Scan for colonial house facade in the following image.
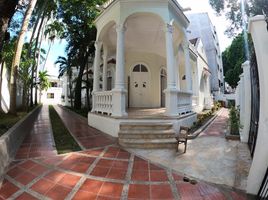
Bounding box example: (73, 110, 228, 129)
(87, 0, 213, 148)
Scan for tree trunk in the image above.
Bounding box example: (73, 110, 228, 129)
(86, 62, 90, 110)
(0, 61, 4, 112)
(30, 12, 45, 106)
(9, 0, 38, 114)
(0, 0, 18, 63)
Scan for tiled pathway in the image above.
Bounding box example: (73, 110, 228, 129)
(199, 108, 229, 137)
(15, 105, 57, 160)
(1, 146, 249, 200)
(0, 106, 252, 199)
(53, 106, 115, 149)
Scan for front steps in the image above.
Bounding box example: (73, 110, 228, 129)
(118, 122, 177, 149)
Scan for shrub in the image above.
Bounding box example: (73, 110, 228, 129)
(229, 106, 240, 135)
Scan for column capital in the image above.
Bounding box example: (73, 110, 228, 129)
(116, 24, 126, 33)
(164, 23, 174, 34)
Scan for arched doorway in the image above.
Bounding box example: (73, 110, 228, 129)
(160, 68, 167, 107)
(130, 64, 150, 107)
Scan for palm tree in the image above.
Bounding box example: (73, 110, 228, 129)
(56, 56, 74, 107)
(9, 0, 38, 114)
(38, 70, 50, 103)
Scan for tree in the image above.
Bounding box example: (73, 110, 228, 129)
(56, 56, 74, 107)
(222, 33, 248, 87)
(0, 0, 18, 62)
(38, 70, 50, 103)
(9, 0, 38, 114)
(209, 0, 268, 36)
(58, 0, 105, 109)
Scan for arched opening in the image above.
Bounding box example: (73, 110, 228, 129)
(129, 63, 150, 108)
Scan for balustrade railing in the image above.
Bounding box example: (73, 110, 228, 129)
(93, 91, 113, 115)
(192, 95, 199, 106)
(177, 91, 192, 115)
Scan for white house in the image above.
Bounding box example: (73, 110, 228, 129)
(87, 0, 213, 148)
(40, 76, 63, 105)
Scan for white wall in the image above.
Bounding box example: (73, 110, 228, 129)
(247, 15, 268, 195)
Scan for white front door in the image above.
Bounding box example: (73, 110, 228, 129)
(130, 64, 150, 108)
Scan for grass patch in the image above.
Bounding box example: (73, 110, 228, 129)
(0, 112, 28, 136)
(65, 106, 88, 118)
(49, 105, 81, 154)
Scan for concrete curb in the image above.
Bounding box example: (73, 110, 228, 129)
(0, 105, 42, 186)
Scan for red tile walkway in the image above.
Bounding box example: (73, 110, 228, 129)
(15, 105, 57, 160)
(199, 108, 229, 137)
(53, 106, 116, 149)
(2, 146, 250, 200)
(1, 106, 254, 199)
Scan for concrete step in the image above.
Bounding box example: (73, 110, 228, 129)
(120, 122, 173, 131)
(118, 129, 176, 139)
(119, 138, 177, 149)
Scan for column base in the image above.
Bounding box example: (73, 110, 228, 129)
(164, 88, 179, 117)
(112, 88, 128, 117)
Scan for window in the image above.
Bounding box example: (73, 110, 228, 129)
(133, 64, 148, 72)
(50, 82, 58, 87)
(47, 93, 54, 99)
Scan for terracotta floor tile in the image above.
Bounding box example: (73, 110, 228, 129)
(46, 184, 72, 200)
(128, 184, 150, 199)
(106, 168, 127, 180)
(90, 167, 110, 177)
(79, 156, 95, 164)
(151, 184, 174, 199)
(198, 183, 219, 196)
(203, 192, 227, 200)
(117, 151, 130, 159)
(19, 160, 37, 170)
(133, 160, 149, 170)
(99, 182, 123, 198)
(96, 159, 114, 168)
(231, 192, 247, 200)
(72, 190, 97, 200)
(172, 173, 183, 181)
(30, 178, 55, 195)
(15, 192, 38, 200)
(131, 170, 149, 181)
(0, 180, 19, 199)
(150, 171, 169, 182)
(71, 163, 91, 173)
(15, 171, 37, 185)
(112, 160, 129, 169)
(150, 163, 164, 171)
(7, 166, 25, 178)
(79, 179, 103, 194)
(44, 170, 66, 183)
(82, 149, 104, 156)
(97, 196, 120, 200)
(57, 173, 81, 188)
(30, 164, 49, 175)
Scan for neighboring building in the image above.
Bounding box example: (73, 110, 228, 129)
(87, 0, 213, 149)
(40, 76, 63, 105)
(186, 13, 224, 97)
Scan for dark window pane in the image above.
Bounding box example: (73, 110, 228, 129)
(133, 65, 140, 72)
(141, 65, 148, 72)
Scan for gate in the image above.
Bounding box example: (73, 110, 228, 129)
(258, 167, 268, 199)
(248, 50, 260, 157)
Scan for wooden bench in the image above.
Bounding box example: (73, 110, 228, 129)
(175, 126, 190, 153)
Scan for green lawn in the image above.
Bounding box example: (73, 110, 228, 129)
(49, 105, 81, 154)
(0, 112, 28, 136)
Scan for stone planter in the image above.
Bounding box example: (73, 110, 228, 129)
(225, 125, 240, 140)
(0, 105, 41, 186)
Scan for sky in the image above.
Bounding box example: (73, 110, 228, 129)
(44, 0, 233, 77)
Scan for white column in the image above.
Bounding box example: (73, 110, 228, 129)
(241, 61, 251, 143)
(102, 46, 108, 91)
(239, 74, 245, 130)
(112, 24, 127, 117)
(93, 41, 102, 92)
(183, 40, 192, 92)
(91, 41, 102, 112)
(164, 23, 178, 116)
